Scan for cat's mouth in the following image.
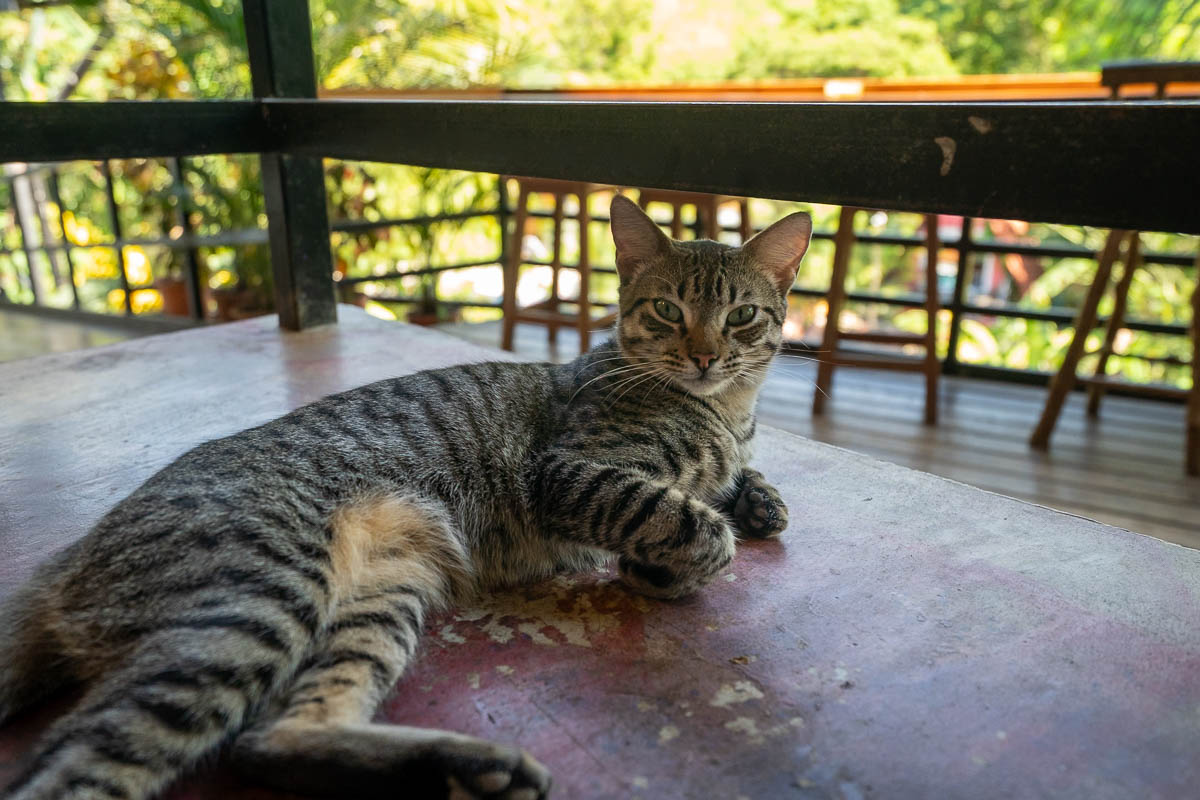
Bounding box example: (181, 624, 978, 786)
(674, 371, 730, 397)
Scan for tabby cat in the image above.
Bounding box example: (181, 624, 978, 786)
(0, 194, 811, 800)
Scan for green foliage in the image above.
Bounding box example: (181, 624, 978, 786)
(902, 0, 1200, 74)
(730, 0, 956, 78)
(312, 0, 534, 89)
(523, 0, 658, 83)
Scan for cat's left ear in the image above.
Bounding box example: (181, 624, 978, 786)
(741, 212, 813, 294)
(610, 194, 671, 285)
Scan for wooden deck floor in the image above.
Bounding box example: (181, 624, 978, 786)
(440, 320, 1200, 549)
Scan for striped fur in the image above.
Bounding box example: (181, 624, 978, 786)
(0, 196, 810, 800)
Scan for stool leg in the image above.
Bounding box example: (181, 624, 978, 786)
(1087, 231, 1140, 417)
(923, 214, 941, 425)
(814, 207, 857, 415)
(1187, 260, 1199, 476)
(1030, 229, 1126, 449)
(702, 197, 719, 240)
(547, 192, 565, 349)
(577, 192, 592, 353)
(501, 185, 530, 351)
(739, 198, 752, 243)
(670, 202, 684, 240)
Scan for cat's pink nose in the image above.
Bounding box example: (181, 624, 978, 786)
(691, 352, 718, 370)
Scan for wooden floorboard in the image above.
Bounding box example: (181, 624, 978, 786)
(441, 320, 1199, 550)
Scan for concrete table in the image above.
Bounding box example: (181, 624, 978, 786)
(1, 307, 1197, 799)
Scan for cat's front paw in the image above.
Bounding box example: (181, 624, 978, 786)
(733, 471, 788, 539)
(618, 500, 735, 599)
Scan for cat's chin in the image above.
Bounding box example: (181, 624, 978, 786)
(673, 375, 729, 397)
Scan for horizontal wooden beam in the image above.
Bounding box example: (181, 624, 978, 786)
(4, 99, 1199, 234)
(0, 101, 269, 163)
(268, 98, 1200, 234)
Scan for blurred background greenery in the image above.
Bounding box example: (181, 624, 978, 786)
(0, 0, 1196, 385)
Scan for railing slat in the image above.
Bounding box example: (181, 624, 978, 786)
(0, 102, 267, 163)
(269, 98, 1200, 235)
(6, 98, 1198, 234)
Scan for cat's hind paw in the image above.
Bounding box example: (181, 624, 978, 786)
(434, 737, 552, 800)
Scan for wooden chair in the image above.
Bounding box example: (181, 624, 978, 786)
(501, 177, 617, 354)
(1030, 61, 1200, 475)
(636, 188, 751, 241)
(813, 207, 942, 424)
(1029, 234, 1199, 474)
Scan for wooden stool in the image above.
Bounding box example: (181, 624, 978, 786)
(813, 207, 942, 424)
(1030, 232, 1199, 474)
(636, 188, 751, 241)
(501, 177, 618, 354)
(1031, 60, 1200, 474)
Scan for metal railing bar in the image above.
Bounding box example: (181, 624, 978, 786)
(335, 258, 501, 285)
(957, 302, 1188, 336)
(9, 225, 1191, 268)
(789, 286, 926, 308)
(0, 228, 272, 256)
(330, 209, 501, 233)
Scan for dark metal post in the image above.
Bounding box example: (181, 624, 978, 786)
(100, 159, 133, 315)
(169, 157, 205, 320)
(243, 0, 336, 330)
(47, 169, 81, 310)
(942, 215, 975, 375)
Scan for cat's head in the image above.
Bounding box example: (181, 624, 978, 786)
(609, 193, 811, 397)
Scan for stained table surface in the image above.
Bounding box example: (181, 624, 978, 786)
(1, 307, 1197, 800)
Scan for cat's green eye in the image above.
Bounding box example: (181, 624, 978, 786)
(727, 304, 757, 326)
(653, 299, 683, 323)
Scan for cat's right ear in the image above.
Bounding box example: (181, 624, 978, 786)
(610, 194, 670, 285)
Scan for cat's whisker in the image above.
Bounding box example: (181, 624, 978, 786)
(773, 350, 833, 366)
(773, 353, 822, 365)
(610, 369, 668, 407)
(599, 366, 659, 403)
(570, 361, 651, 403)
(572, 355, 632, 377)
(572, 366, 647, 400)
(638, 370, 676, 407)
(602, 361, 668, 404)
(761, 360, 831, 400)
